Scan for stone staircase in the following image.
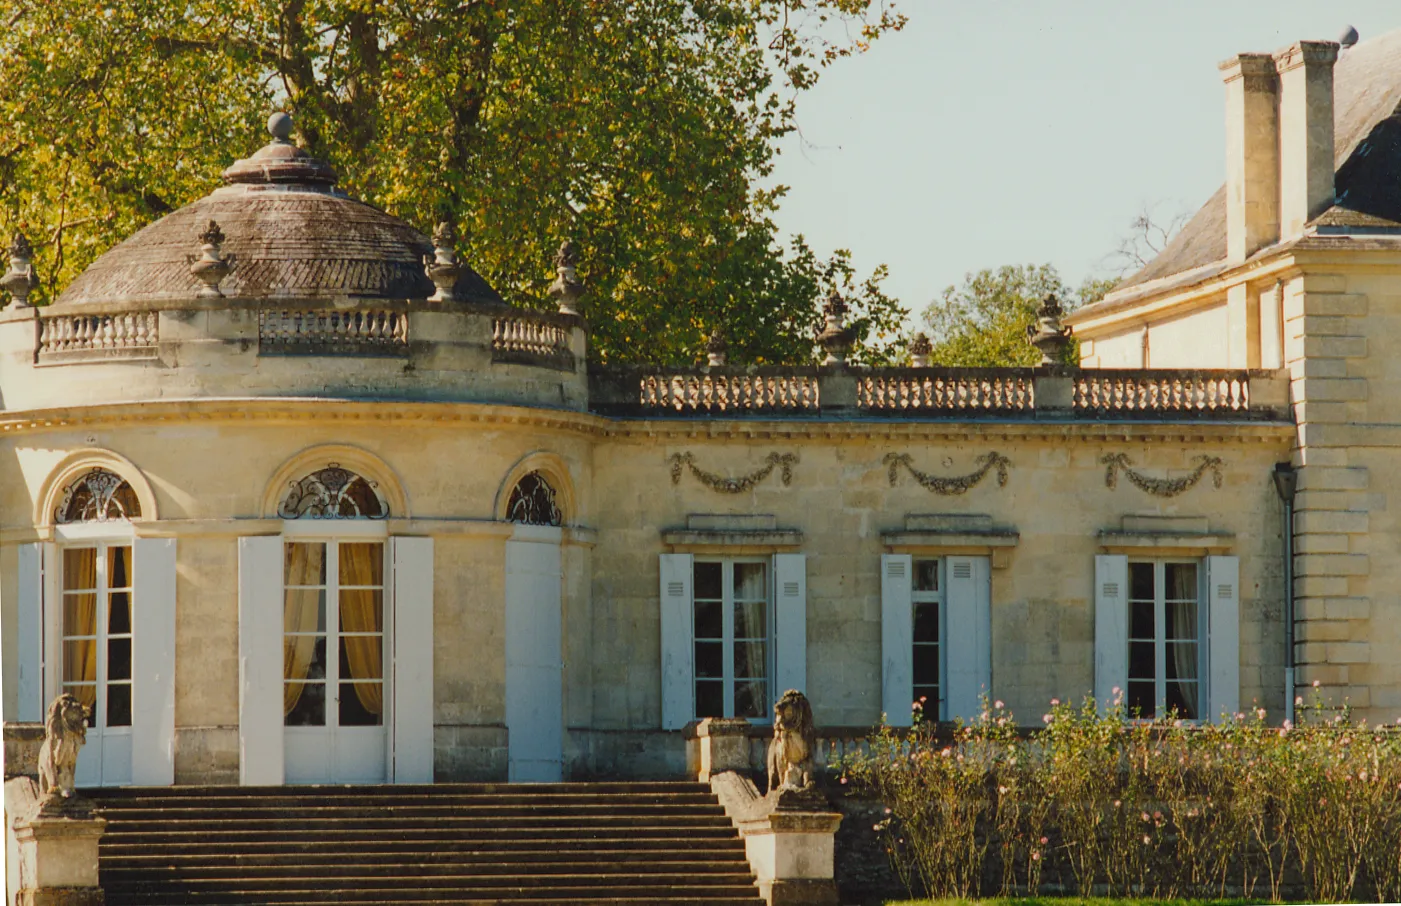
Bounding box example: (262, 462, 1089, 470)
(89, 782, 764, 905)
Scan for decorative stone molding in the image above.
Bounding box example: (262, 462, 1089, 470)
(816, 291, 856, 366)
(1101, 453, 1224, 497)
(883, 451, 1011, 495)
(548, 240, 585, 316)
(189, 220, 234, 298)
(36, 449, 159, 528)
(669, 452, 798, 493)
(3, 231, 38, 308)
(909, 332, 932, 368)
(1026, 293, 1072, 364)
(424, 222, 462, 303)
(261, 444, 409, 519)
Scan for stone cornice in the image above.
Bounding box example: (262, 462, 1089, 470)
(0, 398, 1294, 444)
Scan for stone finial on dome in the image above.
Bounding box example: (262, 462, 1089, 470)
(549, 239, 585, 316)
(222, 112, 338, 187)
(2, 231, 37, 308)
(1027, 293, 1072, 365)
(268, 111, 295, 143)
(909, 332, 933, 368)
(190, 219, 235, 298)
(706, 327, 728, 367)
(423, 221, 462, 304)
(817, 290, 856, 366)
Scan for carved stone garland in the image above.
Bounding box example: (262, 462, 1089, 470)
(883, 452, 1011, 495)
(668, 452, 798, 494)
(1101, 453, 1224, 498)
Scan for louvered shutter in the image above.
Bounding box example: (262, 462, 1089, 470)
(1206, 555, 1240, 722)
(132, 537, 177, 785)
(659, 554, 694, 730)
(945, 556, 991, 721)
(1094, 554, 1129, 714)
(391, 536, 435, 782)
(238, 536, 284, 785)
(880, 554, 914, 727)
(773, 554, 807, 699)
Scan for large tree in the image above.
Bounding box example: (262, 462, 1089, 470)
(920, 264, 1117, 367)
(0, 0, 907, 364)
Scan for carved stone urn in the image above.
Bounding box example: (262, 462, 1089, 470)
(1027, 293, 1073, 365)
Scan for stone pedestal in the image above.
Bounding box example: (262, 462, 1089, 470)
(736, 789, 842, 906)
(690, 718, 752, 781)
(14, 795, 107, 906)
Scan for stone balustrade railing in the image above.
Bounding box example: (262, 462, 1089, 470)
(259, 309, 407, 356)
(1074, 369, 1250, 416)
(591, 366, 1289, 421)
(37, 311, 159, 363)
(491, 312, 575, 371)
(857, 368, 1035, 412)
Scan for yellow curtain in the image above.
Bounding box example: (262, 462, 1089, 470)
(283, 544, 325, 716)
(62, 549, 99, 710)
(338, 543, 384, 715)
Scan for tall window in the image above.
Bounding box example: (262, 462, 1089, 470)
(283, 541, 386, 728)
(912, 558, 943, 717)
(60, 544, 133, 730)
(693, 559, 769, 719)
(1127, 560, 1201, 719)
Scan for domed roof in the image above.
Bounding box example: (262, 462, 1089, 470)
(57, 115, 503, 308)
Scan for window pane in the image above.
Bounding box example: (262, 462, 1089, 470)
(63, 640, 97, 683)
(339, 635, 383, 681)
(339, 589, 383, 635)
(284, 542, 327, 586)
(1166, 600, 1198, 640)
(284, 636, 326, 682)
(695, 680, 723, 718)
(1165, 563, 1198, 600)
(1128, 641, 1155, 681)
(339, 683, 384, 726)
(1167, 681, 1199, 720)
(285, 682, 325, 726)
(107, 638, 132, 682)
(63, 549, 97, 592)
(1129, 599, 1154, 639)
(694, 562, 722, 600)
(733, 562, 766, 600)
(913, 646, 940, 685)
(283, 588, 326, 634)
(63, 594, 98, 638)
(695, 642, 723, 679)
(107, 683, 132, 727)
(108, 545, 132, 589)
(1129, 562, 1154, 601)
(1128, 681, 1155, 718)
(109, 592, 132, 635)
(914, 559, 939, 592)
(734, 601, 766, 640)
(694, 600, 722, 639)
(734, 642, 767, 679)
(1166, 643, 1198, 681)
(339, 543, 384, 587)
(735, 681, 767, 719)
(913, 602, 939, 643)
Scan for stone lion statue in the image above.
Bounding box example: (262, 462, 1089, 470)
(38, 693, 89, 799)
(766, 689, 816, 793)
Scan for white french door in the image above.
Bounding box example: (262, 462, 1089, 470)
(283, 540, 389, 783)
(59, 543, 135, 787)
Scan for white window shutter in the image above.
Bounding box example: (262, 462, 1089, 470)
(391, 537, 435, 783)
(16, 543, 48, 722)
(945, 556, 992, 722)
(773, 554, 807, 701)
(659, 553, 694, 730)
(880, 554, 914, 728)
(132, 538, 177, 785)
(1094, 554, 1130, 713)
(1206, 555, 1241, 722)
(238, 536, 284, 786)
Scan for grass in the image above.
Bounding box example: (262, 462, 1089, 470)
(885, 899, 1270, 906)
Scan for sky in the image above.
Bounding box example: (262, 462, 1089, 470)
(767, 2, 1400, 322)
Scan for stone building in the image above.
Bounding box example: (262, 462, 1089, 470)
(0, 29, 1397, 801)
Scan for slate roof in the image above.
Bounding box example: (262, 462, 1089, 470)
(57, 132, 504, 308)
(1103, 28, 1401, 298)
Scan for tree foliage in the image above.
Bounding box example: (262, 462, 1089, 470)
(920, 264, 1118, 367)
(0, 0, 907, 364)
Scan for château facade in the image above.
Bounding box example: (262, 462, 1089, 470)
(2, 27, 1400, 800)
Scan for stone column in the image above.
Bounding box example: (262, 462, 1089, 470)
(735, 789, 843, 906)
(13, 796, 107, 906)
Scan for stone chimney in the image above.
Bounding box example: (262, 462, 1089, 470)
(1275, 41, 1338, 239)
(1220, 54, 1279, 262)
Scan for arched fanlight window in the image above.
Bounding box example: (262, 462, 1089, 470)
(54, 468, 142, 524)
(278, 464, 387, 519)
(506, 471, 562, 526)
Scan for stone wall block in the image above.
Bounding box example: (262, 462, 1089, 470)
(1296, 377, 1368, 401)
(1294, 553, 1369, 578)
(1302, 335, 1367, 359)
(1295, 510, 1368, 534)
(1293, 489, 1367, 512)
(1301, 291, 1366, 316)
(1294, 576, 1350, 597)
(1297, 466, 1368, 492)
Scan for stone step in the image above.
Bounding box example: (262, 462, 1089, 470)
(99, 804, 728, 821)
(105, 872, 756, 889)
(103, 883, 765, 902)
(100, 837, 745, 857)
(104, 896, 762, 906)
(93, 792, 721, 809)
(102, 858, 750, 877)
(90, 782, 710, 798)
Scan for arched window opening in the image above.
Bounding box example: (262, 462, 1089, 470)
(278, 464, 387, 519)
(507, 471, 562, 526)
(55, 468, 142, 524)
